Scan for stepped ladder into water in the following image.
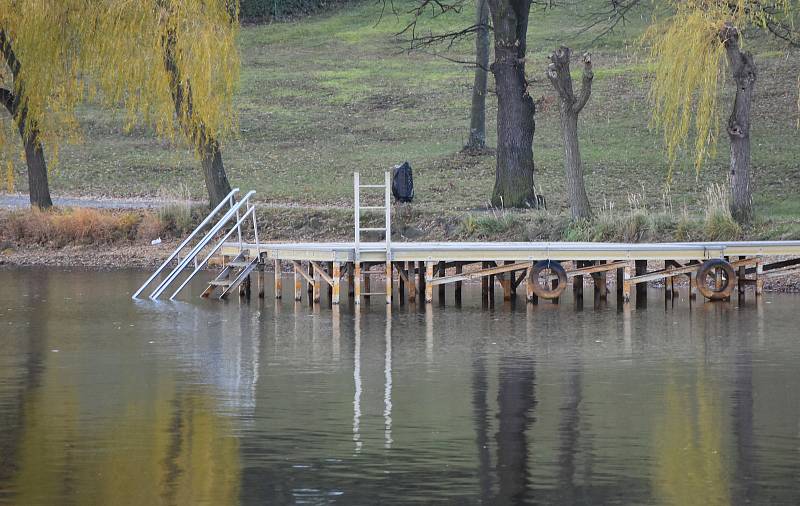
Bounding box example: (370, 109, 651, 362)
(354, 170, 392, 303)
(132, 188, 260, 301)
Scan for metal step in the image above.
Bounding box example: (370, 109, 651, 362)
(219, 259, 260, 299)
(228, 261, 251, 267)
(209, 279, 232, 286)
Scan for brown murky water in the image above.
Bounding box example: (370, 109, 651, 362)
(1, 268, 799, 505)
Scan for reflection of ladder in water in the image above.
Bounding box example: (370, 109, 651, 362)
(354, 170, 391, 304)
(132, 188, 260, 300)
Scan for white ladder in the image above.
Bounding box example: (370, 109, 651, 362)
(354, 171, 392, 304)
(354, 170, 391, 263)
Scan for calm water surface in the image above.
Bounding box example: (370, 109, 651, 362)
(1, 268, 799, 505)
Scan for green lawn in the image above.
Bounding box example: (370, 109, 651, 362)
(5, 0, 800, 238)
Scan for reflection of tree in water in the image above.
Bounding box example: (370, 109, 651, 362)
(472, 353, 537, 505)
(7, 371, 239, 505)
(653, 370, 730, 506)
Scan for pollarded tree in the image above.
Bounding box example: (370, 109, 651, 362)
(646, 0, 796, 224)
(546, 47, 593, 219)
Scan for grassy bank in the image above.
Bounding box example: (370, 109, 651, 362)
(2, 0, 799, 241)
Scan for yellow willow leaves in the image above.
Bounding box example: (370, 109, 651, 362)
(0, 0, 239, 161)
(6, 159, 13, 192)
(644, 0, 792, 175)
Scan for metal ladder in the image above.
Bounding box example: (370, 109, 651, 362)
(132, 188, 260, 300)
(354, 170, 391, 301)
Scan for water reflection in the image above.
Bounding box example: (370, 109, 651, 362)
(1, 270, 800, 505)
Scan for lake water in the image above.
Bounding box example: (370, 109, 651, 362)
(1, 268, 799, 505)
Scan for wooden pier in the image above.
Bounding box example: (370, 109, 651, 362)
(218, 240, 800, 306)
(133, 176, 800, 306)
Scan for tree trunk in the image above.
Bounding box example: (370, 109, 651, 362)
(1, 32, 53, 209)
(723, 24, 756, 224)
(487, 0, 538, 208)
(22, 129, 53, 209)
(546, 47, 593, 219)
(163, 23, 233, 209)
(201, 138, 233, 207)
(465, 0, 490, 151)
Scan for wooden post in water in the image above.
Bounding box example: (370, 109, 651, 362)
(755, 257, 764, 296)
(354, 262, 362, 304)
(398, 263, 406, 303)
(574, 261, 584, 302)
(258, 264, 265, 298)
(455, 263, 463, 304)
(408, 262, 417, 303)
(425, 262, 434, 303)
(307, 263, 314, 296)
(622, 263, 632, 304)
(438, 261, 446, 304)
(417, 261, 426, 301)
(364, 266, 371, 303)
(312, 265, 321, 303)
(594, 260, 607, 301)
(274, 260, 282, 299)
(526, 262, 538, 304)
(348, 263, 355, 298)
(327, 261, 334, 300)
(501, 261, 512, 301)
(481, 262, 489, 301)
(332, 262, 341, 305)
(294, 263, 302, 301)
(738, 255, 746, 300)
(385, 261, 392, 305)
(635, 260, 647, 306)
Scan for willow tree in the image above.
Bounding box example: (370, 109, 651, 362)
(0, 3, 88, 208)
(88, 0, 240, 207)
(1, 1, 239, 209)
(646, 0, 794, 223)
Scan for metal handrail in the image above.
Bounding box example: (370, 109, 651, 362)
(132, 188, 240, 299)
(168, 205, 257, 300)
(149, 191, 256, 299)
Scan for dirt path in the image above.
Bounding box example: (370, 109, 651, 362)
(0, 193, 347, 210)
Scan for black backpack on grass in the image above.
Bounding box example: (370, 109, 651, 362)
(392, 162, 414, 203)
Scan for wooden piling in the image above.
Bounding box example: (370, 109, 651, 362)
(274, 259, 282, 299)
(756, 257, 764, 296)
(348, 263, 355, 298)
(425, 262, 434, 303)
(417, 261, 426, 300)
(438, 261, 446, 303)
(327, 261, 334, 300)
(622, 263, 632, 304)
(481, 262, 489, 301)
(408, 262, 417, 303)
(312, 264, 321, 303)
(354, 262, 362, 304)
(573, 261, 584, 301)
(525, 262, 538, 304)
(385, 261, 392, 305)
(635, 260, 647, 305)
(398, 262, 406, 303)
(294, 263, 302, 301)
(364, 266, 371, 303)
(738, 255, 746, 299)
(332, 262, 341, 305)
(455, 263, 463, 304)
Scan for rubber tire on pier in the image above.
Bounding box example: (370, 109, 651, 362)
(696, 258, 736, 300)
(530, 260, 568, 299)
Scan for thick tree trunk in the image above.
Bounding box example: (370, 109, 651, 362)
(22, 130, 53, 209)
(163, 25, 233, 209)
(1, 32, 53, 209)
(546, 47, 593, 219)
(723, 24, 756, 224)
(465, 0, 490, 151)
(488, 0, 537, 208)
(200, 138, 233, 207)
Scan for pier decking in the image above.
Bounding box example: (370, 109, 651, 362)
(218, 239, 800, 306)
